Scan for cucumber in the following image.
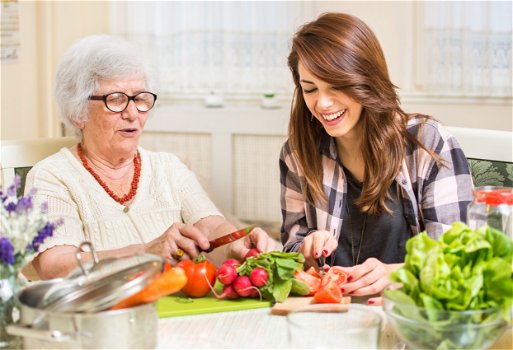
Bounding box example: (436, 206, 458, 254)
(290, 277, 310, 296)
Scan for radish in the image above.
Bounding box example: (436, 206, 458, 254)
(222, 258, 241, 268)
(244, 248, 260, 261)
(249, 267, 268, 287)
(249, 288, 260, 299)
(219, 284, 239, 300)
(216, 263, 237, 285)
(232, 275, 253, 297)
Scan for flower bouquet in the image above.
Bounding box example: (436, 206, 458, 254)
(0, 175, 61, 348)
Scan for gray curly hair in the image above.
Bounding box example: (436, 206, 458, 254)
(54, 34, 153, 135)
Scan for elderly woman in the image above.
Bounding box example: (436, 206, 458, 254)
(24, 34, 275, 280)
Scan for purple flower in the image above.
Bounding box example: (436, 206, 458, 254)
(0, 237, 15, 265)
(5, 201, 16, 213)
(6, 176, 21, 197)
(16, 196, 33, 213)
(30, 222, 56, 252)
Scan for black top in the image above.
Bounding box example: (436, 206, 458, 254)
(332, 166, 413, 267)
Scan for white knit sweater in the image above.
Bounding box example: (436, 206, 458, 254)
(23, 146, 221, 278)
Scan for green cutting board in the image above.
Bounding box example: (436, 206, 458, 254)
(157, 293, 272, 317)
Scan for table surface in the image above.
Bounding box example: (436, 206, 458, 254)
(156, 303, 512, 349)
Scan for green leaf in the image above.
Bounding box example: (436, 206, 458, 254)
(272, 278, 292, 302)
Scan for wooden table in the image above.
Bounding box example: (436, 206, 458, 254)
(156, 305, 512, 349)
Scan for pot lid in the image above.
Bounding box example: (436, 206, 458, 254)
(40, 242, 164, 313)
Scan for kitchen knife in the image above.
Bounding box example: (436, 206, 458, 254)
(316, 256, 327, 275)
(202, 225, 256, 253)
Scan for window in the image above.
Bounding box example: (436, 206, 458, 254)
(110, 1, 317, 100)
(418, 1, 512, 97)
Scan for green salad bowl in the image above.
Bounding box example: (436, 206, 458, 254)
(383, 292, 509, 350)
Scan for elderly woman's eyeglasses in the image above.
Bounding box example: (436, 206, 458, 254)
(88, 92, 157, 113)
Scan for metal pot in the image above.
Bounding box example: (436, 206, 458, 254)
(8, 281, 157, 348)
(7, 242, 164, 349)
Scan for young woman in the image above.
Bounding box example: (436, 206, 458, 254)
(280, 13, 473, 304)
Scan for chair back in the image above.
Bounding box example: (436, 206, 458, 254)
(1, 137, 76, 194)
(447, 127, 513, 187)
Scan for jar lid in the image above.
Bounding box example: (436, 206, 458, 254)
(474, 187, 513, 205)
(40, 242, 164, 313)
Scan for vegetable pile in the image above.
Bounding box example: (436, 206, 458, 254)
(216, 252, 307, 302)
(215, 251, 349, 303)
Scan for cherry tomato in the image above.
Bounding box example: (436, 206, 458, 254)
(177, 255, 216, 298)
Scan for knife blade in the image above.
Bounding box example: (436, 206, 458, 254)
(202, 225, 256, 253)
(316, 256, 327, 275)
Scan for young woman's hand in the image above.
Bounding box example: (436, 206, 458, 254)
(336, 258, 403, 305)
(299, 230, 338, 270)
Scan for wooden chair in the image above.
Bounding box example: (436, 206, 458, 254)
(0, 137, 76, 194)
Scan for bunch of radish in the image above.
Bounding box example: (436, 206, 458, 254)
(214, 251, 269, 300)
(212, 250, 310, 303)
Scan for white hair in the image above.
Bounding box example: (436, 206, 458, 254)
(54, 34, 154, 134)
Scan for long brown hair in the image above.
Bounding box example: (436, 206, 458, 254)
(288, 13, 433, 215)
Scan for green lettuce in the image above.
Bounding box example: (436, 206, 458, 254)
(385, 223, 513, 349)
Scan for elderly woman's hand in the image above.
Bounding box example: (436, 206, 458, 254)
(144, 222, 210, 263)
(229, 227, 277, 261)
(299, 230, 338, 270)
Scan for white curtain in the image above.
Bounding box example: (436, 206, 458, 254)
(420, 1, 512, 96)
(111, 1, 316, 99)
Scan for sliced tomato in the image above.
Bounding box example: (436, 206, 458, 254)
(313, 280, 342, 303)
(305, 266, 323, 279)
(293, 270, 321, 296)
(320, 266, 347, 288)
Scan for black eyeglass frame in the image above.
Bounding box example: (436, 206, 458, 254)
(88, 92, 158, 113)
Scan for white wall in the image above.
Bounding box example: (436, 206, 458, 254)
(1, 1, 109, 141)
(1, 1, 511, 141)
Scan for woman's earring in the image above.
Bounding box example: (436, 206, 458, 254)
(310, 114, 314, 122)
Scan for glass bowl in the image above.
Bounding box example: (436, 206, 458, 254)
(287, 304, 382, 349)
(383, 293, 509, 350)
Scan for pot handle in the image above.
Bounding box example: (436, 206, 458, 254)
(76, 241, 99, 276)
(6, 324, 74, 343)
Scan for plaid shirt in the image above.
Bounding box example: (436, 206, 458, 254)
(280, 117, 474, 253)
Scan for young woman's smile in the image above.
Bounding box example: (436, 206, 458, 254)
(298, 61, 363, 139)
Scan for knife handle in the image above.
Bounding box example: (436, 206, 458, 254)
(316, 255, 325, 268)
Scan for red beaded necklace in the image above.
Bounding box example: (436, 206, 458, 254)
(77, 143, 140, 205)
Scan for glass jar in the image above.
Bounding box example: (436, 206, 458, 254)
(467, 186, 513, 238)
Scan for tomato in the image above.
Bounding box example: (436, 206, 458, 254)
(320, 266, 347, 288)
(293, 270, 321, 296)
(177, 255, 216, 298)
(305, 266, 323, 279)
(112, 265, 188, 310)
(313, 280, 342, 303)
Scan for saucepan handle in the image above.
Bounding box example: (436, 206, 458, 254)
(6, 324, 74, 343)
(76, 241, 99, 276)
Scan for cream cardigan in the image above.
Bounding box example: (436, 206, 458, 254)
(23, 146, 221, 279)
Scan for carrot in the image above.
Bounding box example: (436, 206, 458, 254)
(111, 265, 187, 310)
